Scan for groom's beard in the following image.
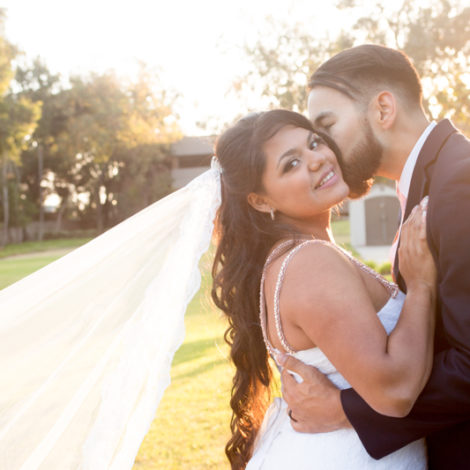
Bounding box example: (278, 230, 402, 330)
(340, 121, 384, 199)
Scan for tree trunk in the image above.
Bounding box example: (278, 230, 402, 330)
(2, 156, 9, 246)
(38, 144, 44, 241)
(55, 193, 68, 233)
(94, 184, 103, 233)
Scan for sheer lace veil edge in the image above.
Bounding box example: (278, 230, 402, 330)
(0, 165, 221, 470)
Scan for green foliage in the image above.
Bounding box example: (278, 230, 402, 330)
(364, 259, 378, 271)
(0, 11, 16, 97)
(0, 22, 41, 244)
(49, 69, 180, 232)
(4, 56, 182, 240)
(378, 261, 392, 275)
(236, 0, 470, 131)
(340, 0, 470, 132)
(233, 18, 354, 112)
(112, 143, 173, 223)
(0, 11, 183, 243)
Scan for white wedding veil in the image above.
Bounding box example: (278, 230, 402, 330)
(0, 162, 221, 469)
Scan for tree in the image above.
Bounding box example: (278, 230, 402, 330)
(110, 65, 179, 223)
(232, 18, 354, 112)
(0, 12, 40, 245)
(340, 0, 470, 131)
(235, 0, 470, 130)
(15, 58, 62, 239)
(54, 68, 180, 232)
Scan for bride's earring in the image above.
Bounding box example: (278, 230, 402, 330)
(270, 208, 275, 221)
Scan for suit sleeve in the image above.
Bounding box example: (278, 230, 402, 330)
(341, 145, 470, 459)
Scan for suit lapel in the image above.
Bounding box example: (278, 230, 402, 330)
(393, 120, 458, 289)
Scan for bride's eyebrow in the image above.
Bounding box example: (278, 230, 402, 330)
(276, 132, 313, 169)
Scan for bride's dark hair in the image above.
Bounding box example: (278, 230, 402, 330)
(211, 109, 333, 469)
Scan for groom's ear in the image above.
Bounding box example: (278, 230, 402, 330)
(247, 192, 272, 214)
(370, 91, 397, 130)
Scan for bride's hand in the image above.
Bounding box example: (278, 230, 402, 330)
(399, 196, 437, 291)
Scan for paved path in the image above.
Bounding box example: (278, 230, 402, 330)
(0, 248, 72, 260)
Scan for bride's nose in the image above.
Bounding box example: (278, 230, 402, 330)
(307, 150, 326, 172)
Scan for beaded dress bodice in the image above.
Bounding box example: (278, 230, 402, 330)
(259, 239, 403, 389)
(246, 240, 425, 470)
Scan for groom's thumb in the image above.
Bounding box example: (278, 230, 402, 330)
(276, 353, 310, 383)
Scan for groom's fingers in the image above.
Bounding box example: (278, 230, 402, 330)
(279, 354, 310, 380)
(279, 354, 334, 398)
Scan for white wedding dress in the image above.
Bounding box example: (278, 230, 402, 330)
(246, 240, 427, 470)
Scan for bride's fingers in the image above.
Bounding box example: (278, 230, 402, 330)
(419, 196, 428, 240)
(403, 203, 425, 241)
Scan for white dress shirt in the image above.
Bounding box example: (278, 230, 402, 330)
(390, 121, 437, 266)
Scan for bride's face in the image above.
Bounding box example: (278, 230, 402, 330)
(249, 125, 349, 227)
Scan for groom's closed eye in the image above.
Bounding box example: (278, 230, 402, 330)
(312, 111, 335, 132)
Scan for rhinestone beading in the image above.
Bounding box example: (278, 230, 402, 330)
(259, 239, 399, 356)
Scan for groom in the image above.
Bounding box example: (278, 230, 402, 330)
(278, 44, 470, 469)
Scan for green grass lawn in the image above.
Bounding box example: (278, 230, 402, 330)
(0, 254, 65, 289)
(0, 237, 91, 259)
(0, 220, 352, 469)
(0, 239, 234, 469)
(132, 253, 233, 469)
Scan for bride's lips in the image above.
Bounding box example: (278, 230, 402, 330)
(314, 168, 339, 190)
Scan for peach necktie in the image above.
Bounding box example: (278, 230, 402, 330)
(389, 188, 407, 278)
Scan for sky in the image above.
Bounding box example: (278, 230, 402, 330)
(2, 0, 442, 135)
(1, 0, 351, 134)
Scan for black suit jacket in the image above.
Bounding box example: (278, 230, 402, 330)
(341, 120, 470, 470)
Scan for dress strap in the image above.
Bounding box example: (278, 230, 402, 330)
(259, 239, 398, 357)
(259, 239, 318, 355)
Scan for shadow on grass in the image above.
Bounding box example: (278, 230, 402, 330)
(172, 357, 229, 381)
(172, 336, 227, 367)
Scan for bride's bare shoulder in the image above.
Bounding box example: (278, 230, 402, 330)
(283, 239, 353, 272)
(271, 240, 361, 312)
(264, 240, 356, 293)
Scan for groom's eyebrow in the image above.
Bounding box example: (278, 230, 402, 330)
(312, 111, 331, 126)
(276, 132, 313, 169)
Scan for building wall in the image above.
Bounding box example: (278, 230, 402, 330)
(170, 136, 214, 189)
(171, 166, 210, 189)
(349, 184, 400, 247)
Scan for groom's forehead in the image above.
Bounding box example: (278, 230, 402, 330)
(308, 87, 357, 121)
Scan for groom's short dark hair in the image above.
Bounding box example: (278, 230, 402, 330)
(309, 44, 423, 109)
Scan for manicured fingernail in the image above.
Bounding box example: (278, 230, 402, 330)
(420, 196, 429, 209)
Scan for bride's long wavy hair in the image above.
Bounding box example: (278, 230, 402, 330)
(211, 110, 326, 469)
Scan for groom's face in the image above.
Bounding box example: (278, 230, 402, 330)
(308, 87, 383, 198)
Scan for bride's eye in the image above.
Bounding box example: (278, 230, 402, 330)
(309, 134, 323, 150)
(282, 158, 300, 173)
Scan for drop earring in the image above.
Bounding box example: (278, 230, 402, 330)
(270, 208, 275, 221)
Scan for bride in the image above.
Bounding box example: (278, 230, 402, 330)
(211, 109, 435, 469)
(0, 108, 434, 470)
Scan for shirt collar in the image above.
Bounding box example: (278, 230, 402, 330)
(397, 121, 437, 199)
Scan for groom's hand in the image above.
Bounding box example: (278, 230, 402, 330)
(277, 353, 351, 433)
